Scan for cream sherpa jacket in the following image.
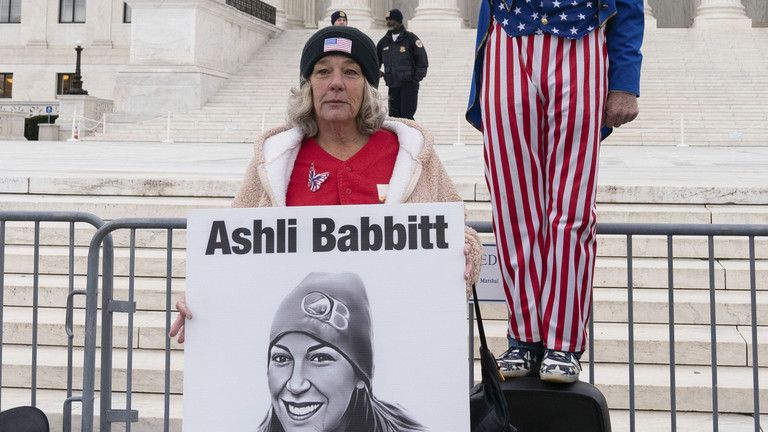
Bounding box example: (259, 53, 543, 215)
(232, 118, 482, 287)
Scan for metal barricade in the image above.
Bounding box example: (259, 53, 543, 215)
(0, 211, 110, 432)
(468, 222, 766, 432)
(84, 218, 186, 432)
(62, 218, 766, 432)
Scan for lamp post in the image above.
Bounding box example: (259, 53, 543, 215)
(66, 40, 89, 95)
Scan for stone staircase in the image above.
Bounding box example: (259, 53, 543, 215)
(88, 27, 768, 147)
(90, 28, 482, 146)
(2, 174, 767, 431)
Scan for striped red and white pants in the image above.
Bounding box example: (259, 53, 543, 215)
(481, 22, 608, 353)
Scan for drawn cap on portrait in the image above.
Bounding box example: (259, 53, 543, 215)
(269, 272, 374, 385)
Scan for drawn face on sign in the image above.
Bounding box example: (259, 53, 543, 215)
(267, 332, 361, 431)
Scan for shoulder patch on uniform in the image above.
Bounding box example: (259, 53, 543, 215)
(415, 39, 424, 48)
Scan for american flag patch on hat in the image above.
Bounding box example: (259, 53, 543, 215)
(324, 37, 352, 53)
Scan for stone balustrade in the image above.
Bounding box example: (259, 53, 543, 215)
(0, 111, 27, 141)
(56, 95, 114, 141)
(0, 101, 60, 117)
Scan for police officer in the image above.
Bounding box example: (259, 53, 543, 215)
(376, 9, 428, 120)
(331, 10, 347, 26)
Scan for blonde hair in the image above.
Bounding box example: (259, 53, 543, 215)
(286, 79, 387, 137)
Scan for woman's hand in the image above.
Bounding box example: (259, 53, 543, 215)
(169, 295, 192, 344)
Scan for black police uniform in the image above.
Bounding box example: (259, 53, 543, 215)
(376, 29, 428, 120)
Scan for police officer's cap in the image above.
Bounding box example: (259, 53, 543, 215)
(385, 8, 403, 23)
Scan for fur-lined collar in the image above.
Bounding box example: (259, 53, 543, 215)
(254, 118, 433, 206)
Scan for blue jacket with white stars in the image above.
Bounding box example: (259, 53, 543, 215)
(465, 0, 644, 140)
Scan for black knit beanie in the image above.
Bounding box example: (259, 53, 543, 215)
(331, 10, 347, 24)
(300, 26, 380, 88)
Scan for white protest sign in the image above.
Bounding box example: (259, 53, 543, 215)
(184, 203, 469, 432)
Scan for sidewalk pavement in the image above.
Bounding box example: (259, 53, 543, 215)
(1, 140, 767, 205)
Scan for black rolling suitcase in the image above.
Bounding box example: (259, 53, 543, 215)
(501, 376, 611, 432)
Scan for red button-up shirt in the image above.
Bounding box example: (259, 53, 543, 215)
(286, 129, 399, 206)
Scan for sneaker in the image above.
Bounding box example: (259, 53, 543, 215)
(539, 349, 581, 384)
(496, 346, 540, 378)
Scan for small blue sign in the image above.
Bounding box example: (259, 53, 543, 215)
(45, 106, 53, 114)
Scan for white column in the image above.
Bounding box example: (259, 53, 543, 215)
(87, 0, 114, 47)
(407, 0, 465, 30)
(370, 0, 390, 28)
(21, 0, 48, 48)
(263, 0, 288, 28)
(304, 0, 317, 28)
(319, 0, 375, 29)
(644, 0, 657, 27)
(692, 0, 752, 28)
(284, 0, 306, 28)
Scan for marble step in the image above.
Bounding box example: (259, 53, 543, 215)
(6, 303, 764, 369)
(1, 387, 763, 432)
(594, 363, 768, 414)
(593, 288, 768, 327)
(0, 194, 231, 219)
(3, 244, 767, 289)
(5, 222, 768, 259)
(474, 321, 766, 367)
(608, 410, 765, 432)
(0, 344, 183, 394)
(0, 387, 182, 432)
(2, 273, 185, 311)
(5, 193, 758, 223)
(472, 362, 768, 414)
(3, 332, 768, 412)
(1, 306, 180, 351)
(13, 193, 767, 225)
(5, 265, 767, 323)
(481, 287, 768, 327)
(596, 235, 768, 260)
(2, 245, 187, 277)
(2, 222, 189, 249)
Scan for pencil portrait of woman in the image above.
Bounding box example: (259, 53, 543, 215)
(257, 272, 425, 432)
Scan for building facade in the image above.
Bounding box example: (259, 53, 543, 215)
(0, 0, 765, 117)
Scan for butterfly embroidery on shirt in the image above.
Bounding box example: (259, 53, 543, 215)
(308, 163, 330, 192)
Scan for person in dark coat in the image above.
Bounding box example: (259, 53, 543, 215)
(376, 9, 428, 120)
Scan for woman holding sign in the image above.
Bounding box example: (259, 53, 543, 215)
(259, 272, 423, 432)
(170, 26, 481, 342)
